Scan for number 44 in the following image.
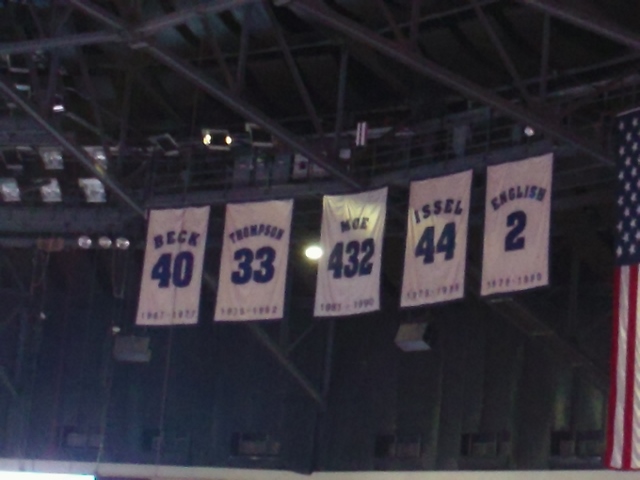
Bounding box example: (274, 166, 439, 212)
(415, 222, 455, 263)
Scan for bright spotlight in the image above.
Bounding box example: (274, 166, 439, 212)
(524, 126, 535, 137)
(115, 237, 130, 250)
(78, 235, 92, 249)
(305, 245, 323, 260)
(225, 135, 233, 145)
(203, 133, 212, 146)
(98, 236, 112, 249)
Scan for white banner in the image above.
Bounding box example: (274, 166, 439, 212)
(214, 199, 293, 321)
(481, 153, 553, 296)
(314, 187, 387, 317)
(401, 170, 472, 307)
(137, 206, 210, 326)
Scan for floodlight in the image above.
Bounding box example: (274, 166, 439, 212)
(202, 129, 232, 151)
(98, 236, 112, 249)
(39, 147, 64, 170)
(305, 245, 323, 260)
(83, 146, 108, 171)
(39, 178, 62, 202)
(115, 237, 130, 250)
(524, 126, 535, 137)
(0, 178, 20, 202)
(78, 235, 92, 249)
(52, 94, 65, 113)
(245, 123, 273, 148)
(78, 178, 106, 203)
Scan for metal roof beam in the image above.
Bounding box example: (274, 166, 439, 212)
(520, 0, 640, 52)
(287, 0, 612, 167)
(0, 1, 260, 56)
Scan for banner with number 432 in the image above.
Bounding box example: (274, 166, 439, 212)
(137, 206, 210, 326)
(314, 187, 387, 317)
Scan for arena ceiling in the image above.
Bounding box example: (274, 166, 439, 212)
(0, 0, 637, 469)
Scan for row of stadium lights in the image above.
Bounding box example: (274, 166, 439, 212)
(77, 235, 130, 250)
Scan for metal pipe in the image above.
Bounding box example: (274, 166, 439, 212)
(289, 0, 612, 166)
(0, 79, 146, 218)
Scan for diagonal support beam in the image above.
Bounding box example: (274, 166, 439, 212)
(288, 0, 612, 166)
(520, 0, 640, 52)
(470, 0, 533, 105)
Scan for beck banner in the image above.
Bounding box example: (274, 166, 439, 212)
(214, 199, 293, 321)
(481, 153, 553, 296)
(401, 170, 472, 307)
(314, 187, 387, 317)
(137, 206, 210, 326)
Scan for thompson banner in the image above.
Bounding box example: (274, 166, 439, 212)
(137, 206, 210, 326)
(481, 153, 553, 296)
(214, 199, 293, 321)
(314, 187, 387, 317)
(401, 170, 472, 307)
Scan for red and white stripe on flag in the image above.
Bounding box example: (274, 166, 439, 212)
(607, 265, 640, 469)
(607, 108, 640, 469)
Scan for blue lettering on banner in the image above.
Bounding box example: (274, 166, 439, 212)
(413, 199, 463, 224)
(339, 217, 369, 232)
(154, 230, 200, 249)
(490, 185, 546, 211)
(229, 224, 286, 243)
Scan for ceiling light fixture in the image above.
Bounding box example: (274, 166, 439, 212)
(78, 178, 106, 203)
(39, 178, 62, 202)
(77, 235, 92, 249)
(39, 147, 64, 170)
(305, 244, 323, 260)
(202, 129, 232, 151)
(115, 237, 130, 250)
(0, 178, 20, 202)
(98, 236, 112, 249)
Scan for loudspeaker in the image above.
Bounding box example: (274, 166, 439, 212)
(394, 322, 435, 352)
(113, 335, 151, 363)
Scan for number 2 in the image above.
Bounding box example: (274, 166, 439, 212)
(505, 210, 526, 251)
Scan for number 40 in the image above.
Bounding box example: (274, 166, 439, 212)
(151, 252, 194, 288)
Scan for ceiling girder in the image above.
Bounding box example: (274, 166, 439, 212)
(287, 0, 612, 167)
(520, 0, 640, 52)
(0, 0, 261, 56)
(67, 1, 363, 190)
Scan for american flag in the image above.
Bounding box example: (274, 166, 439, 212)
(607, 108, 640, 469)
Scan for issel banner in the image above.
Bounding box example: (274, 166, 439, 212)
(401, 170, 472, 307)
(314, 187, 387, 317)
(137, 206, 210, 326)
